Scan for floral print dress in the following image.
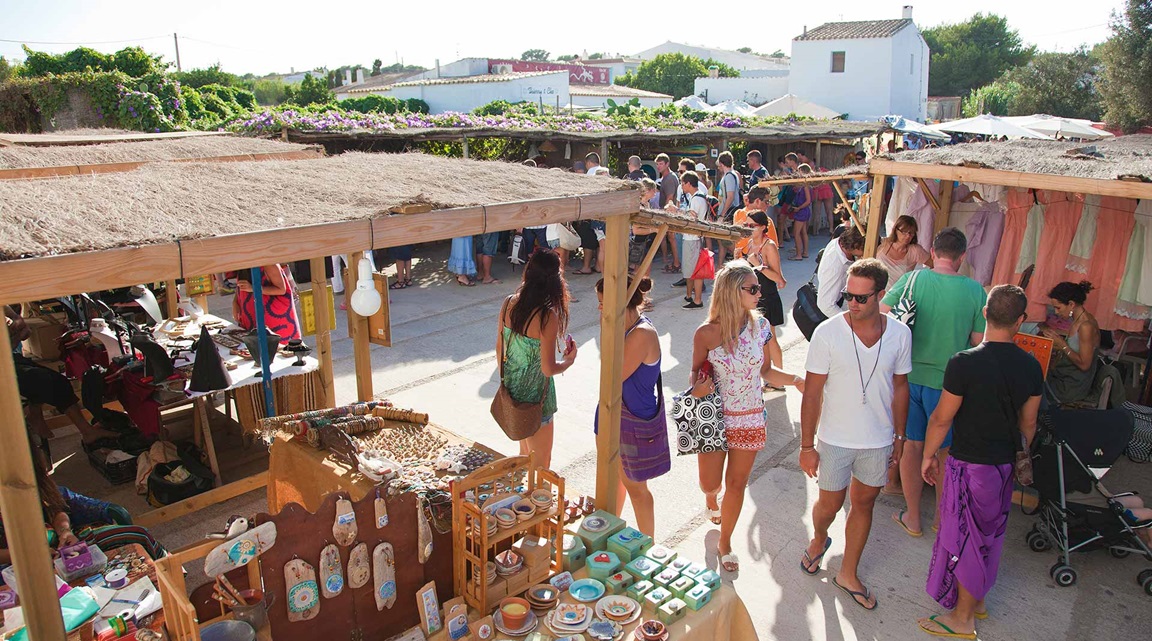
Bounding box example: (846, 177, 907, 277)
(708, 319, 771, 451)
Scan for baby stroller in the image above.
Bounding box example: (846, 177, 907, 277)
(1025, 407, 1152, 595)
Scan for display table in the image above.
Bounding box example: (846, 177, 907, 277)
(266, 424, 503, 513)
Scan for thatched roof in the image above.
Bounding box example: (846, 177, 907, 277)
(0, 136, 315, 169)
(284, 121, 879, 145)
(0, 130, 230, 147)
(0, 152, 632, 260)
(881, 136, 1152, 182)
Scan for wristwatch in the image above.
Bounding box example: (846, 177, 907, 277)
(893, 434, 907, 442)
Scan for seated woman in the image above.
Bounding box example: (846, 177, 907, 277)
(875, 215, 930, 282)
(0, 447, 166, 563)
(1039, 281, 1100, 405)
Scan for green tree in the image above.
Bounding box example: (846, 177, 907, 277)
(1098, 0, 1152, 132)
(923, 13, 1035, 97)
(250, 77, 290, 105)
(736, 47, 754, 54)
(614, 53, 738, 99)
(961, 80, 1021, 117)
(111, 47, 165, 77)
(999, 48, 1102, 120)
(291, 73, 334, 105)
(173, 64, 242, 88)
(380, 62, 423, 74)
(371, 59, 383, 76)
(0, 56, 12, 83)
(520, 49, 550, 62)
(769, 49, 787, 58)
(588, 52, 604, 60)
(556, 54, 578, 62)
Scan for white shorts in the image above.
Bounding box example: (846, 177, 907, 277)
(681, 238, 701, 280)
(816, 441, 892, 491)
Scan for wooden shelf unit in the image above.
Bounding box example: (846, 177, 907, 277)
(451, 455, 565, 613)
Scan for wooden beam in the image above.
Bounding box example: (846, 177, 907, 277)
(627, 225, 668, 302)
(164, 280, 179, 319)
(135, 472, 269, 528)
(868, 157, 1152, 201)
(0, 321, 66, 640)
(0, 191, 638, 305)
(829, 181, 865, 234)
(347, 251, 374, 402)
(595, 216, 629, 514)
(916, 178, 942, 214)
(0, 150, 325, 181)
(863, 175, 887, 258)
(755, 173, 868, 186)
(461, 137, 470, 160)
(308, 257, 335, 408)
(632, 210, 749, 242)
(936, 180, 955, 239)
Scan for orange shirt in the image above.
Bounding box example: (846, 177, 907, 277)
(733, 207, 778, 257)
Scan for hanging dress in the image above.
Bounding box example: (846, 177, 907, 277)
(1066, 194, 1101, 274)
(1080, 196, 1144, 331)
(990, 189, 1038, 287)
(1116, 199, 1152, 322)
(447, 236, 477, 277)
(1023, 191, 1083, 321)
(235, 265, 302, 343)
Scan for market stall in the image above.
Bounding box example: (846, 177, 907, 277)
(0, 143, 639, 640)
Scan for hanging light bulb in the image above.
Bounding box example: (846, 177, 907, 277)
(349, 256, 382, 317)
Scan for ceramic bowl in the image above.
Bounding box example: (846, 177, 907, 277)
(498, 596, 532, 630)
(635, 619, 667, 641)
(495, 508, 517, 528)
(513, 499, 537, 520)
(569, 578, 606, 602)
(530, 489, 553, 508)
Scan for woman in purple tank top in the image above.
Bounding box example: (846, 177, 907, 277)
(594, 276, 668, 536)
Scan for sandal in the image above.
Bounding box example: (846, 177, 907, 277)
(389, 281, 407, 290)
(893, 510, 923, 537)
(573, 269, 594, 275)
(719, 552, 739, 573)
(456, 277, 475, 287)
(832, 577, 877, 610)
(800, 536, 831, 575)
(917, 615, 976, 639)
(707, 509, 721, 525)
(403, 278, 414, 287)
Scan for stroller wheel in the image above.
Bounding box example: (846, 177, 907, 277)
(1139, 568, 1152, 588)
(1110, 546, 1131, 559)
(1051, 563, 1077, 587)
(1027, 530, 1051, 553)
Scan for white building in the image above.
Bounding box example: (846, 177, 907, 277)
(634, 42, 790, 75)
(569, 84, 671, 109)
(787, 8, 928, 121)
(367, 71, 570, 114)
(694, 76, 790, 106)
(582, 58, 644, 83)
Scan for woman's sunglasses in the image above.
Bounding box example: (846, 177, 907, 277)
(840, 290, 878, 304)
(741, 285, 762, 295)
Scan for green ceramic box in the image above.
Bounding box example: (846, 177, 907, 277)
(577, 510, 626, 552)
(624, 556, 661, 581)
(696, 569, 721, 591)
(667, 558, 692, 574)
(644, 544, 677, 566)
(652, 567, 680, 589)
(606, 527, 653, 563)
(669, 575, 696, 599)
(684, 582, 713, 611)
(587, 551, 622, 581)
(604, 570, 634, 595)
(681, 562, 706, 580)
(643, 586, 672, 612)
(562, 534, 587, 572)
(658, 598, 688, 625)
(626, 579, 654, 601)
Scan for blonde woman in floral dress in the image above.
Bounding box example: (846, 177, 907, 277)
(690, 261, 805, 572)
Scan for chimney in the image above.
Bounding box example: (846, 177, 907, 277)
(344, 69, 351, 85)
(902, 5, 913, 19)
(290, 67, 295, 73)
(708, 65, 719, 79)
(803, 25, 807, 37)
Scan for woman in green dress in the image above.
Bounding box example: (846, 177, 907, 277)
(496, 249, 578, 470)
(1039, 281, 1100, 405)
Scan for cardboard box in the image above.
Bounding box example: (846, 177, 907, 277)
(513, 536, 553, 569)
(21, 316, 65, 361)
(505, 567, 530, 595)
(528, 563, 551, 585)
(486, 575, 508, 603)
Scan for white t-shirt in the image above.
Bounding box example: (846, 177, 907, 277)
(816, 237, 853, 319)
(680, 191, 707, 241)
(587, 165, 601, 175)
(805, 313, 913, 449)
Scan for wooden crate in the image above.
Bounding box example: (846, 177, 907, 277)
(154, 540, 270, 641)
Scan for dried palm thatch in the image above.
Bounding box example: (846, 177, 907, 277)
(0, 136, 314, 169)
(884, 135, 1152, 182)
(0, 152, 632, 260)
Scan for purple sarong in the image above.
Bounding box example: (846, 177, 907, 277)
(926, 456, 1014, 608)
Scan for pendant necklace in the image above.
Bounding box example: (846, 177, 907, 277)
(849, 316, 884, 405)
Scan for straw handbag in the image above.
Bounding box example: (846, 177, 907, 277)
(490, 296, 546, 440)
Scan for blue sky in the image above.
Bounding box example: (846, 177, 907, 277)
(0, 0, 1123, 76)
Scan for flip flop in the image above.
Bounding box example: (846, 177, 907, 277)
(456, 278, 476, 287)
(707, 509, 722, 525)
(788, 255, 804, 261)
(719, 553, 739, 573)
(893, 510, 923, 537)
(917, 615, 976, 639)
(832, 577, 877, 610)
(573, 269, 594, 275)
(975, 609, 988, 620)
(800, 536, 831, 575)
(881, 486, 903, 497)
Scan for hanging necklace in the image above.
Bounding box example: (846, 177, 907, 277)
(848, 315, 884, 405)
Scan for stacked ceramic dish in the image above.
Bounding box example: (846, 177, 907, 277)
(568, 578, 606, 603)
(587, 619, 625, 641)
(512, 498, 536, 521)
(633, 620, 669, 641)
(545, 603, 592, 635)
(473, 515, 498, 537)
(595, 596, 641, 625)
(494, 507, 517, 530)
(525, 583, 559, 612)
(530, 488, 553, 510)
(494, 550, 523, 578)
(472, 561, 497, 588)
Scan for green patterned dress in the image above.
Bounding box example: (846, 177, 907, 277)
(501, 327, 558, 420)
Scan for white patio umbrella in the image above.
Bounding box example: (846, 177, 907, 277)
(753, 94, 843, 119)
(928, 114, 1052, 139)
(1009, 114, 1113, 140)
(673, 95, 712, 111)
(882, 115, 951, 141)
(710, 100, 757, 117)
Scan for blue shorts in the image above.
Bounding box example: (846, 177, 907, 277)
(390, 245, 413, 261)
(542, 414, 554, 425)
(476, 232, 500, 257)
(907, 383, 951, 447)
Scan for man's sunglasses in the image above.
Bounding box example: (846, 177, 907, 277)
(741, 285, 762, 295)
(840, 290, 878, 304)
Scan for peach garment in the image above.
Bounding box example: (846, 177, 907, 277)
(989, 189, 1038, 288)
(1023, 191, 1083, 320)
(1078, 196, 1144, 331)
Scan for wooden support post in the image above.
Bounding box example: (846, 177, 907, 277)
(829, 181, 864, 234)
(600, 139, 609, 170)
(462, 137, 470, 160)
(308, 257, 335, 408)
(627, 225, 668, 302)
(595, 215, 629, 514)
(0, 321, 67, 641)
(164, 279, 179, 318)
(196, 397, 223, 487)
(193, 293, 209, 314)
(915, 177, 942, 214)
(815, 140, 823, 169)
(936, 180, 955, 239)
(347, 251, 374, 402)
(863, 175, 887, 258)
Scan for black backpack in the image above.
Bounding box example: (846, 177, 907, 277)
(792, 258, 827, 341)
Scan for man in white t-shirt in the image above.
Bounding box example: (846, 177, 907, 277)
(816, 226, 865, 320)
(675, 171, 708, 309)
(799, 258, 911, 611)
(585, 152, 601, 175)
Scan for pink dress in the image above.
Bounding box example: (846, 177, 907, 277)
(708, 319, 771, 451)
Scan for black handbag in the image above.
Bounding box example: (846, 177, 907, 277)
(792, 262, 827, 341)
